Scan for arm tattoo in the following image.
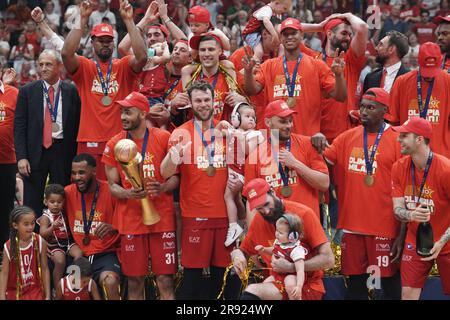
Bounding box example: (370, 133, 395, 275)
(394, 207, 411, 222)
(439, 227, 450, 245)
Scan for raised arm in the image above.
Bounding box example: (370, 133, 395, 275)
(61, 0, 94, 74)
(158, 0, 187, 42)
(242, 56, 263, 95)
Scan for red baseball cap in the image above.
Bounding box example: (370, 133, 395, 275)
(188, 5, 213, 28)
(264, 100, 297, 119)
(392, 117, 432, 139)
(418, 42, 443, 78)
(91, 23, 114, 38)
(242, 178, 271, 211)
(189, 32, 223, 50)
(280, 18, 303, 33)
(148, 24, 169, 39)
(116, 92, 149, 112)
(362, 88, 390, 107)
(435, 14, 450, 24)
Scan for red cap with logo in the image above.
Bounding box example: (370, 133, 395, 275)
(116, 92, 150, 112)
(91, 23, 114, 38)
(280, 18, 303, 33)
(435, 14, 450, 24)
(188, 5, 213, 28)
(362, 88, 390, 107)
(392, 116, 433, 139)
(242, 178, 271, 210)
(418, 42, 443, 78)
(264, 100, 298, 119)
(189, 32, 223, 50)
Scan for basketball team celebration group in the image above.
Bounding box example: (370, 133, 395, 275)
(0, 0, 449, 301)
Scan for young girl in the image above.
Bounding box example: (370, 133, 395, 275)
(56, 257, 101, 300)
(224, 102, 264, 247)
(254, 214, 306, 300)
(0, 206, 51, 300)
(38, 184, 83, 290)
(242, 0, 292, 63)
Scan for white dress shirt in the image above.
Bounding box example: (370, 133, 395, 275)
(382, 61, 402, 93)
(42, 79, 63, 139)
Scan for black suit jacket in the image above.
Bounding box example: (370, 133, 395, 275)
(14, 80, 81, 173)
(363, 64, 410, 93)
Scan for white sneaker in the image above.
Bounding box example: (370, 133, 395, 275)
(224, 223, 244, 247)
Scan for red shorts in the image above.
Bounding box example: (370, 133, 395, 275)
(7, 286, 43, 300)
(77, 142, 107, 181)
(341, 233, 399, 277)
(271, 275, 323, 300)
(119, 232, 178, 277)
(401, 243, 450, 294)
(181, 217, 232, 268)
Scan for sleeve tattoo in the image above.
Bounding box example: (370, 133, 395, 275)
(394, 207, 411, 222)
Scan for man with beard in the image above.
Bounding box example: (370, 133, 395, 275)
(390, 42, 450, 158)
(14, 49, 80, 218)
(161, 80, 233, 299)
(64, 153, 121, 300)
(435, 15, 450, 72)
(102, 92, 179, 300)
(311, 88, 404, 300)
(302, 12, 368, 142)
(363, 31, 410, 94)
(232, 178, 333, 300)
(391, 117, 450, 299)
(61, 0, 147, 180)
(244, 100, 329, 219)
(243, 18, 347, 137)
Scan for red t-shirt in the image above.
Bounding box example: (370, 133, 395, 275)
(240, 200, 328, 293)
(400, 6, 420, 20)
(255, 54, 335, 136)
(71, 55, 139, 142)
(323, 125, 401, 238)
(413, 23, 437, 44)
(320, 47, 367, 141)
(245, 134, 328, 217)
(168, 120, 228, 218)
(60, 276, 92, 300)
(0, 84, 18, 164)
(139, 64, 167, 98)
(102, 128, 176, 235)
(389, 70, 450, 158)
(391, 154, 450, 254)
(64, 181, 120, 256)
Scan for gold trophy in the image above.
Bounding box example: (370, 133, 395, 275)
(114, 139, 160, 225)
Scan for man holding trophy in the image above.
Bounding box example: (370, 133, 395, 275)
(103, 92, 179, 300)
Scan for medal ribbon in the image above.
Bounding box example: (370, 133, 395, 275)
(363, 122, 386, 175)
(163, 77, 180, 100)
(410, 151, 433, 206)
(94, 58, 113, 97)
(42, 81, 60, 123)
(283, 53, 303, 99)
(193, 120, 215, 168)
(271, 138, 291, 188)
(81, 182, 100, 237)
(127, 129, 149, 163)
(416, 70, 435, 119)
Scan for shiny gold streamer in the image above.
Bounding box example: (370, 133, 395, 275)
(15, 234, 21, 300)
(102, 274, 121, 300)
(33, 234, 44, 299)
(216, 259, 254, 300)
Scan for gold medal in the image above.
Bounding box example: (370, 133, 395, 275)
(51, 122, 60, 132)
(82, 235, 91, 246)
(287, 97, 296, 108)
(101, 95, 112, 106)
(364, 174, 374, 186)
(206, 165, 216, 177)
(281, 186, 292, 197)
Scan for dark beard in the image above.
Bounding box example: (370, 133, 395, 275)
(261, 196, 285, 224)
(77, 177, 93, 193)
(97, 50, 112, 61)
(375, 55, 388, 65)
(330, 38, 349, 54)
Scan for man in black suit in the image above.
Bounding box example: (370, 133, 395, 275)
(14, 49, 81, 217)
(364, 31, 410, 94)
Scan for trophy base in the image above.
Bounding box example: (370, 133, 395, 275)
(416, 249, 433, 257)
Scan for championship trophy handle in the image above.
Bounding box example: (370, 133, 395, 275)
(141, 197, 160, 225)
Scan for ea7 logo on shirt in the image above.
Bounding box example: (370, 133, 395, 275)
(189, 236, 200, 244)
(125, 245, 135, 252)
(376, 243, 390, 252)
(163, 241, 176, 250)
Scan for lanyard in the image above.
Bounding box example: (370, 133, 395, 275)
(193, 120, 215, 166)
(127, 129, 149, 162)
(363, 123, 386, 175)
(416, 70, 435, 119)
(200, 71, 219, 92)
(81, 183, 100, 237)
(271, 138, 291, 187)
(411, 151, 433, 206)
(94, 58, 113, 96)
(163, 77, 180, 100)
(283, 54, 302, 98)
(42, 81, 60, 123)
